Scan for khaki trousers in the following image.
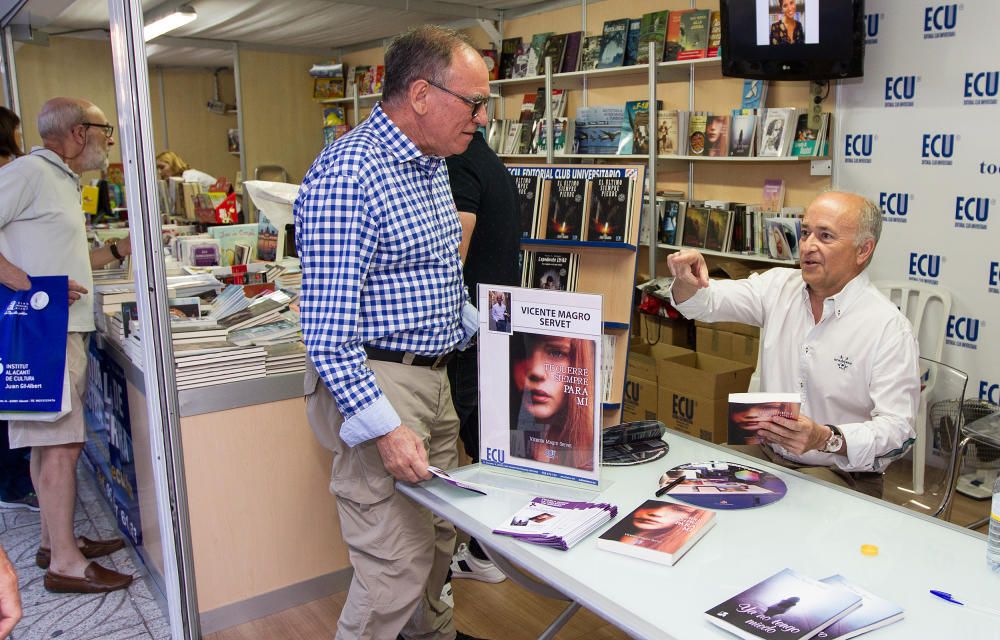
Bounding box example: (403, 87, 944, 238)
(305, 359, 459, 640)
(729, 443, 884, 499)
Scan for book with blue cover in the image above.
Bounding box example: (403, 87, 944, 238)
(575, 106, 626, 155)
(815, 575, 903, 639)
(597, 18, 629, 68)
(623, 18, 642, 66)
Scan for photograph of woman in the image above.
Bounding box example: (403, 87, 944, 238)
(509, 332, 596, 471)
(602, 500, 714, 556)
(770, 0, 805, 45)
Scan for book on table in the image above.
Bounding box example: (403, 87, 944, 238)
(492, 496, 617, 550)
(814, 575, 903, 639)
(597, 499, 715, 565)
(705, 568, 863, 640)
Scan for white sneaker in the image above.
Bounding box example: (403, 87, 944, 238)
(439, 580, 455, 608)
(449, 543, 506, 583)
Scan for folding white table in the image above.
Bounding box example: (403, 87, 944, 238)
(397, 430, 1000, 640)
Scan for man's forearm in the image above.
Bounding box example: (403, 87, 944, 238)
(670, 279, 700, 305)
(0, 253, 29, 290)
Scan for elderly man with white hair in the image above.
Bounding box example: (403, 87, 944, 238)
(0, 97, 133, 593)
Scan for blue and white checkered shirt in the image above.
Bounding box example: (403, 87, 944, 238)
(295, 103, 476, 446)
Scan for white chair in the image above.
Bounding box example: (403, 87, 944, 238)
(873, 281, 952, 494)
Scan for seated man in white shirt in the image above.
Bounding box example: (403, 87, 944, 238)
(667, 191, 920, 497)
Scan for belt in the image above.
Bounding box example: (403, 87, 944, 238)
(364, 345, 453, 369)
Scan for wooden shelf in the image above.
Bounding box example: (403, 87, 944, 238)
(521, 238, 637, 252)
(655, 243, 799, 266)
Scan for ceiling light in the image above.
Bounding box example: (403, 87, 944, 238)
(144, 5, 197, 42)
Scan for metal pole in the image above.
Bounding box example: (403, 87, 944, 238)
(647, 42, 657, 277)
(157, 67, 169, 149)
(232, 43, 249, 220)
(1, 26, 19, 112)
(106, 1, 201, 638)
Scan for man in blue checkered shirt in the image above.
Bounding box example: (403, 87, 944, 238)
(295, 26, 490, 640)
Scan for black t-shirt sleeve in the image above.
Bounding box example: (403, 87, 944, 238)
(446, 154, 483, 214)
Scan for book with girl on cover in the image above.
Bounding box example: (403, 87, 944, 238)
(597, 499, 715, 565)
(728, 393, 801, 445)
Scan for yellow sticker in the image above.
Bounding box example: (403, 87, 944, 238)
(860, 544, 879, 556)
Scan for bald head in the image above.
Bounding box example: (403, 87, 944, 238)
(814, 190, 883, 253)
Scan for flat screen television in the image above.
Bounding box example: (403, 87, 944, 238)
(720, 0, 865, 81)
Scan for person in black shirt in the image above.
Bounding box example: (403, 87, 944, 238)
(445, 129, 520, 585)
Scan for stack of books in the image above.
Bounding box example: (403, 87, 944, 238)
(492, 496, 618, 550)
(597, 499, 715, 565)
(705, 568, 903, 639)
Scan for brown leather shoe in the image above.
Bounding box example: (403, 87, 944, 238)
(36, 536, 126, 569)
(44, 561, 133, 593)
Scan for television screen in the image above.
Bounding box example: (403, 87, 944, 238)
(721, 0, 865, 81)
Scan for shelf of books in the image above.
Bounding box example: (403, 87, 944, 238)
(490, 56, 721, 89)
(509, 162, 644, 427)
(656, 243, 797, 266)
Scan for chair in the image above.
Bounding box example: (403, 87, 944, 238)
(941, 406, 1000, 527)
(873, 281, 952, 494)
(903, 358, 968, 518)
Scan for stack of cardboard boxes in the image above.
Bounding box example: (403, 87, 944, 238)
(624, 313, 760, 444)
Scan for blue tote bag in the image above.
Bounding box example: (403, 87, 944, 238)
(0, 275, 70, 421)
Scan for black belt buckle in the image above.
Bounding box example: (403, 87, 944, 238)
(430, 353, 451, 369)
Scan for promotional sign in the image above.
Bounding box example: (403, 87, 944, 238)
(835, 0, 999, 405)
(0, 276, 69, 417)
(84, 340, 143, 546)
(478, 285, 603, 486)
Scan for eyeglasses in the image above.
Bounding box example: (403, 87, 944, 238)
(423, 78, 488, 119)
(80, 122, 114, 139)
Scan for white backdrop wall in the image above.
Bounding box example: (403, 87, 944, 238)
(835, 0, 999, 406)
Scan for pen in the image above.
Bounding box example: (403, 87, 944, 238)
(656, 476, 685, 497)
(930, 590, 1000, 617)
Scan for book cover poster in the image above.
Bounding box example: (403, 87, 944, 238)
(706, 569, 862, 640)
(477, 286, 603, 486)
(659, 461, 787, 509)
(587, 176, 631, 242)
(545, 178, 587, 240)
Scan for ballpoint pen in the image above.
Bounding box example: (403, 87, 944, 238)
(930, 590, 1000, 617)
(656, 476, 685, 497)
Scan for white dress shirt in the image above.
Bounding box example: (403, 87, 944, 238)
(672, 268, 919, 472)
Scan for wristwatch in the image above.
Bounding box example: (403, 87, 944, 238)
(109, 241, 123, 261)
(821, 424, 844, 453)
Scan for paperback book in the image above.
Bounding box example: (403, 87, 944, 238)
(705, 115, 731, 157)
(704, 207, 733, 252)
(637, 10, 670, 65)
(526, 32, 554, 78)
(493, 496, 617, 550)
(560, 31, 584, 73)
(815, 575, 904, 639)
(705, 568, 863, 640)
(687, 112, 708, 156)
(679, 205, 711, 249)
(657, 110, 680, 156)
(514, 175, 543, 238)
(619, 100, 659, 155)
(728, 393, 801, 445)
(597, 499, 715, 565)
(580, 35, 604, 71)
(623, 18, 642, 66)
(575, 106, 626, 155)
(764, 217, 802, 261)
(586, 176, 632, 242)
(730, 114, 757, 157)
(538, 33, 568, 75)
(597, 18, 629, 68)
(544, 178, 588, 241)
(528, 251, 578, 291)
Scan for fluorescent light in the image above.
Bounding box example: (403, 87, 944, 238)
(144, 5, 197, 42)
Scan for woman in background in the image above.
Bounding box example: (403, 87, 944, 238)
(156, 150, 216, 188)
(770, 0, 804, 45)
(509, 333, 596, 471)
(0, 106, 24, 167)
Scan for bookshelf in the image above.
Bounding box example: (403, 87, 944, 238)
(509, 163, 645, 426)
(493, 43, 827, 274)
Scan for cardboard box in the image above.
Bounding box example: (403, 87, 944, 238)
(638, 313, 693, 348)
(695, 320, 760, 338)
(623, 349, 658, 422)
(695, 326, 734, 359)
(730, 334, 760, 366)
(655, 346, 753, 443)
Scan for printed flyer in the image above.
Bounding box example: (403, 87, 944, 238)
(478, 285, 602, 486)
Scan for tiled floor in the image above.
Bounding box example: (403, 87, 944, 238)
(1, 466, 169, 640)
